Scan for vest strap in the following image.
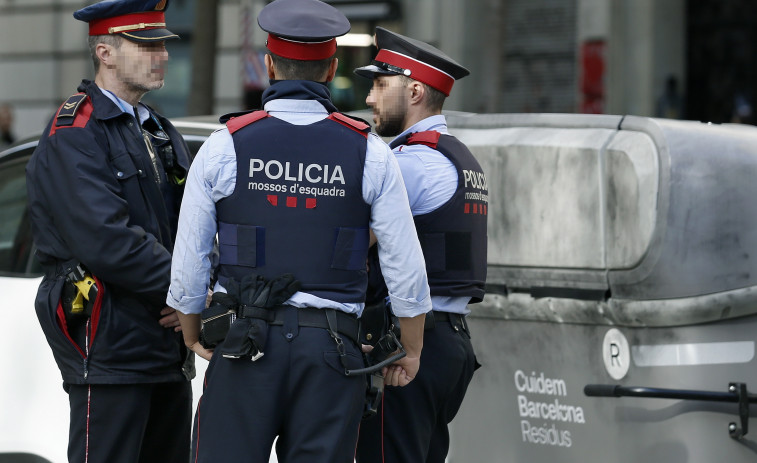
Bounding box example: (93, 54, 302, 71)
(328, 112, 370, 137)
(406, 130, 442, 148)
(227, 110, 270, 134)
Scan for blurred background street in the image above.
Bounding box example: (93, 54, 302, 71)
(1, 0, 756, 142)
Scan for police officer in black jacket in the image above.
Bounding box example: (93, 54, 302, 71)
(25, 1, 193, 462)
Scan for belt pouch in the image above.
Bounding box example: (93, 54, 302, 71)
(200, 292, 238, 349)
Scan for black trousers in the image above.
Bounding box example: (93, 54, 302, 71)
(356, 313, 479, 463)
(192, 306, 366, 463)
(67, 381, 192, 463)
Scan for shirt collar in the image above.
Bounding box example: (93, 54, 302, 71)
(263, 98, 330, 116)
(100, 88, 150, 124)
(392, 114, 448, 144)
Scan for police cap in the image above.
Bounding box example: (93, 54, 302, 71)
(354, 27, 469, 96)
(258, 0, 350, 61)
(74, 0, 179, 43)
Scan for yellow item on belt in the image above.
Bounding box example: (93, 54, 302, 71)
(70, 276, 97, 315)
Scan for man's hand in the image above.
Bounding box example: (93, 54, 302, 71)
(383, 312, 425, 387)
(158, 306, 182, 332)
(364, 342, 416, 386)
(383, 354, 420, 387)
(175, 310, 214, 361)
(186, 340, 214, 362)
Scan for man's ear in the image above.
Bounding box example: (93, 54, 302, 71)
(95, 43, 112, 67)
(265, 54, 276, 79)
(325, 57, 339, 82)
(408, 81, 425, 105)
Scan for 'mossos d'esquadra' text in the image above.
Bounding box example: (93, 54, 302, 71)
(248, 159, 347, 197)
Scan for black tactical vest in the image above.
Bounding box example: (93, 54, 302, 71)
(216, 111, 372, 302)
(391, 131, 488, 303)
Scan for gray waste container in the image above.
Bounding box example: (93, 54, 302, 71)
(445, 113, 757, 463)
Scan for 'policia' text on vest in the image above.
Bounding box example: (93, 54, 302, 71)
(249, 159, 346, 184)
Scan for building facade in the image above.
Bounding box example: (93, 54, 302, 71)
(0, 0, 746, 141)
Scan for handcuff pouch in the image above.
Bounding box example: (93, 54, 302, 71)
(200, 292, 238, 349)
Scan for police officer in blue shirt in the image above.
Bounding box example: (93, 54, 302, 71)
(25, 1, 192, 462)
(167, 1, 431, 462)
(354, 27, 488, 463)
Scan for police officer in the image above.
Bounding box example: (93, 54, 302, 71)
(354, 28, 488, 463)
(25, 1, 192, 462)
(167, 1, 431, 462)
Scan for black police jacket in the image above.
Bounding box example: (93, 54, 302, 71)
(26, 79, 194, 385)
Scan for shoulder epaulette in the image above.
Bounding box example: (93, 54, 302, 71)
(55, 93, 91, 126)
(406, 130, 442, 148)
(328, 112, 370, 137)
(49, 93, 93, 135)
(226, 110, 270, 134)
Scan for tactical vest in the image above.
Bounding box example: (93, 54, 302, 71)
(216, 111, 372, 303)
(391, 131, 488, 303)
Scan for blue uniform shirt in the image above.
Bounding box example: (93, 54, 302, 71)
(167, 99, 432, 318)
(391, 115, 473, 315)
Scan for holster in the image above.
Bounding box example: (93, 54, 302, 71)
(359, 298, 403, 418)
(360, 298, 401, 357)
(362, 243, 403, 360)
(364, 372, 384, 419)
(61, 263, 98, 319)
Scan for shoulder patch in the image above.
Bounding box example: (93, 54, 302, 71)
(226, 110, 270, 134)
(406, 130, 442, 148)
(328, 112, 370, 137)
(56, 94, 88, 123)
(50, 94, 93, 136)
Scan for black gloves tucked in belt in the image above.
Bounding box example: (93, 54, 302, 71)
(211, 273, 301, 360)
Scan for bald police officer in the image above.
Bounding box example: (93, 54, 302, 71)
(354, 27, 488, 463)
(26, 1, 193, 462)
(167, 1, 431, 462)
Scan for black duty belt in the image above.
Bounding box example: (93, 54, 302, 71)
(425, 310, 468, 333)
(240, 305, 360, 345)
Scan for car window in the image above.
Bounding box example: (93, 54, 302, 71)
(0, 149, 39, 277)
(185, 138, 206, 156)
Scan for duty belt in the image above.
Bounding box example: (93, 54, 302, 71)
(425, 310, 469, 334)
(239, 305, 360, 345)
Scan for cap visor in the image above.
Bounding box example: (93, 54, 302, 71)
(119, 28, 180, 43)
(354, 64, 397, 80)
